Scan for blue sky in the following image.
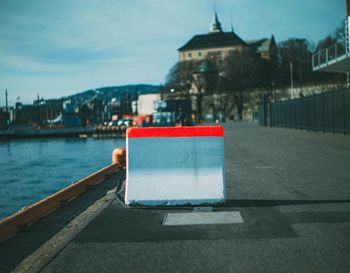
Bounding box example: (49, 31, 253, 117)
(0, 0, 345, 105)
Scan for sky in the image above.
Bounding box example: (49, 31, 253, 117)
(0, 0, 345, 105)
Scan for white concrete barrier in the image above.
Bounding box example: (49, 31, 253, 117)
(125, 126, 225, 206)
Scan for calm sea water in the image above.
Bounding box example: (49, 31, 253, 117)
(0, 137, 125, 220)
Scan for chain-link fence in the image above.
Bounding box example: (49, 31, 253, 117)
(259, 89, 350, 134)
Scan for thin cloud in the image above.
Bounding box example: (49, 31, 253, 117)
(0, 0, 345, 104)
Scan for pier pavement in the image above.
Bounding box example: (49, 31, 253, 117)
(1, 122, 350, 273)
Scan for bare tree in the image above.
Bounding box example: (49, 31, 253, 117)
(165, 60, 219, 122)
(220, 47, 264, 120)
(164, 60, 199, 99)
(334, 19, 346, 42)
(316, 35, 338, 51)
(278, 38, 314, 86)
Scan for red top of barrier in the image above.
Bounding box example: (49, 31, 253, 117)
(127, 126, 224, 138)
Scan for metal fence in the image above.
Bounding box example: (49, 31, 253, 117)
(259, 89, 350, 135)
(312, 40, 347, 70)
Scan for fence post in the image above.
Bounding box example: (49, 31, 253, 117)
(344, 89, 347, 135)
(263, 94, 267, 126)
(269, 103, 272, 127)
(270, 102, 276, 127)
(322, 92, 325, 133)
(306, 96, 309, 131)
(294, 100, 297, 129)
(314, 94, 317, 131)
(332, 91, 335, 134)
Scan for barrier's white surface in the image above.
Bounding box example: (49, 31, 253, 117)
(125, 126, 225, 206)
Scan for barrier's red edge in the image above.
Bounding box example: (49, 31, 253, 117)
(127, 126, 224, 138)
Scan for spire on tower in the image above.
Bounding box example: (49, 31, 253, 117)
(230, 12, 234, 33)
(209, 11, 223, 33)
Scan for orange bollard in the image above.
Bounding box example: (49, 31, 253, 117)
(112, 147, 126, 167)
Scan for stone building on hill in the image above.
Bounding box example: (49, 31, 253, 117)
(178, 12, 276, 62)
(172, 12, 277, 122)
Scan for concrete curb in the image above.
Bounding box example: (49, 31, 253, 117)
(10, 189, 117, 273)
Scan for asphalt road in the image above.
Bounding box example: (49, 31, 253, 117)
(5, 122, 350, 273)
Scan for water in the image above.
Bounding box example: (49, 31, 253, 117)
(0, 137, 125, 220)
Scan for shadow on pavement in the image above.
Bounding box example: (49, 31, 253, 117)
(220, 199, 350, 208)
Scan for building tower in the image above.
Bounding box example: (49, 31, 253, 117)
(178, 11, 275, 62)
(209, 11, 223, 33)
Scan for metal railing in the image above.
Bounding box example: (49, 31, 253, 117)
(259, 89, 350, 135)
(312, 40, 347, 70)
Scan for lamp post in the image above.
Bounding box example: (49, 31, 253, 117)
(37, 93, 41, 126)
(5, 89, 9, 127)
(290, 62, 294, 98)
(5, 89, 8, 113)
(193, 60, 217, 123)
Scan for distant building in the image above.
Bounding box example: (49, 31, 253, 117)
(42, 99, 63, 121)
(178, 12, 276, 62)
(153, 99, 193, 126)
(137, 94, 161, 116)
(62, 99, 81, 127)
(14, 99, 63, 126)
(246, 37, 277, 60)
(0, 109, 10, 130)
(14, 103, 40, 126)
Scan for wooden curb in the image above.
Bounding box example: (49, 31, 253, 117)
(0, 163, 121, 243)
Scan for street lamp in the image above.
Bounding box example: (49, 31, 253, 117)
(193, 60, 217, 122)
(290, 62, 294, 98)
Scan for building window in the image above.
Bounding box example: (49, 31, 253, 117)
(188, 52, 192, 58)
(198, 52, 202, 57)
(208, 51, 222, 59)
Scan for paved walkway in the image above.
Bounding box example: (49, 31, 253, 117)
(3, 122, 350, 273)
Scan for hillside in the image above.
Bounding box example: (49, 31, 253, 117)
(66, 84, 161, 102)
